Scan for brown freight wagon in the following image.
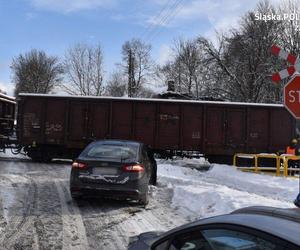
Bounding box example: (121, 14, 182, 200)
(17, 93, 296, 162)
(0, 93, 16, 138)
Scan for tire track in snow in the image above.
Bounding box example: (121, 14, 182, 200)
(0, 160, 193, 250)
(79, 199, 134, 250)
(0, 163, 64, 249)
(78, 187, 187, 250)
(55, 180, 89, 250)
(0, 174, 38, 249)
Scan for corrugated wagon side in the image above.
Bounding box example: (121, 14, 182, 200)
(0, 93, 16, 139)
(17, 93, 296, 162)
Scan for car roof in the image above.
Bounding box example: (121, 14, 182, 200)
(231, 206, 300, 223)
(157, 206, 300, 246)
(91, 139, 142, 147)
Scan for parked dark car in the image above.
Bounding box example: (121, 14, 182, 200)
(70, 139, 157, 205)
(128, 206, 300, 249)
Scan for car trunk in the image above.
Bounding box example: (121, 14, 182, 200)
(88, 160, 123, 176)
(76, 158, 142, 185)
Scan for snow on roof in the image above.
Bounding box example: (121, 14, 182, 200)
(0, 93, 16, 104)
(0, 93, 15, 101)
(18, 93, 284, 107)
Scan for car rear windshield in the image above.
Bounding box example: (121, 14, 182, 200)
(81, 143, 139, 161)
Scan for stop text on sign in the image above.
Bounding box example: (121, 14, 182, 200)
(284, 75, 300, 119)
(287, 90, 300, 103)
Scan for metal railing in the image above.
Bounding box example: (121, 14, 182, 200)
(233, 153, 300, 177)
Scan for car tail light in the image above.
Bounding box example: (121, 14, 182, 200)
(122, 164, 144, 172)
(72, 161, 88, 169)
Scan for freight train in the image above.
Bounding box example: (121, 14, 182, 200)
(0, 93, 15, 143)
(12, 93, 296, 162)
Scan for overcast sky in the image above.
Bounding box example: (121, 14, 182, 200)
(0, 0, 278, 95)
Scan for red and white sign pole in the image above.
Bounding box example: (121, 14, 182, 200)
(272, 45, 300, 204)
(271, 44, 300, 119)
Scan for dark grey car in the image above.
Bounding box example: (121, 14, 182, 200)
(128, 206, 300, 249)
(70, 140, 157, 205)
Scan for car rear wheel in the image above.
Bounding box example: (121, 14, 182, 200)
(70, 191, 82, 201)
(138, 191, 149, 206)
(149, 171, 157, 186)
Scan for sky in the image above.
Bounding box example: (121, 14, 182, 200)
(0, 0, 277, 95)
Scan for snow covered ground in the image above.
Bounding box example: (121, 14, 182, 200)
(0, 154, 298, 249)
(157, 158, 298, 220)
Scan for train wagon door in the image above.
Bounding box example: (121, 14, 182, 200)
(89, 102, 109, 140)
(205, 107, 225, 152)
(45, 99, 66, 145)
(270, 109, 294, 151)
(182, 104, 203, 151)
(111, 101, 133, 140)
(247, 108, 269, 152)
(20, 98, 45, 144)
(226, 108, 245, 150)
(157, 104, 180, 150)
(68, 101, 88, 145)
(135, 103, 155, 146)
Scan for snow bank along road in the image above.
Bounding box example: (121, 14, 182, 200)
(0, 156, 298, 250)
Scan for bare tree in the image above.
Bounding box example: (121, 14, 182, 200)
(11, 49, 63, 96)
(122, 38, 153, 97)
(63, 43, 104, 96)
(159, 38, 211, 99)
(158, 0, 300, 103)
(173, 39, 203, 97)
(278, 0, 300, 55)
(158, 61, 180, 90)
(105, 71, 127, 97)
(198, 0, 282, 103)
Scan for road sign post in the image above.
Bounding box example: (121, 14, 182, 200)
(273, 45, 300, 204)
(284, 75, 300, 119)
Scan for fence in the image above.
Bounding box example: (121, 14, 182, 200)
(233, 153, 300, 177)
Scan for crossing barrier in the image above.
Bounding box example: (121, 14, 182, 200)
(233, 153, 300, 177)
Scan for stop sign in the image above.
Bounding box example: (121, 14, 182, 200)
(284, 75, 300, 119)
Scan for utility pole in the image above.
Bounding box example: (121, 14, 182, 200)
(178, 60, 181, 93)
(127, 49, 135, 97)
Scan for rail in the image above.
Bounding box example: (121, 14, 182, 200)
(233, 153, 300, 177)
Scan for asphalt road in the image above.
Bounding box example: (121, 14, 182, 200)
(0, 158, 187, 250)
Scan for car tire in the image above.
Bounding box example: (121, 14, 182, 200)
(70, 191, 82, 201)
(138, 191, 149, 206)
(149, 171, 157, 186)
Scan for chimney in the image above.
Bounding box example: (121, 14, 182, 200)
(167, 80, 175, 92)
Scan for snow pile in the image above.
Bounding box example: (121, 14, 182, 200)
(157, 159, 298, 220)
(205, 164, 297, 202)
(158, 157, 210, 173)
(159, 157, 207, 167)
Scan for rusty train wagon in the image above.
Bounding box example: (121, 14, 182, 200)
(0, 93, 15, 139)
(17, 93, 296, 162)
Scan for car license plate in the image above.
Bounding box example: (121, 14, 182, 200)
(93, 167, 118, 175)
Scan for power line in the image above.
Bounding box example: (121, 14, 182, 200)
(144, 0, 181, 40)
(140, 0, 178, 40)
(147, 0, 185, 42)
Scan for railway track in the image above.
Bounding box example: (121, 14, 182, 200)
(0, 156, 31, 163)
